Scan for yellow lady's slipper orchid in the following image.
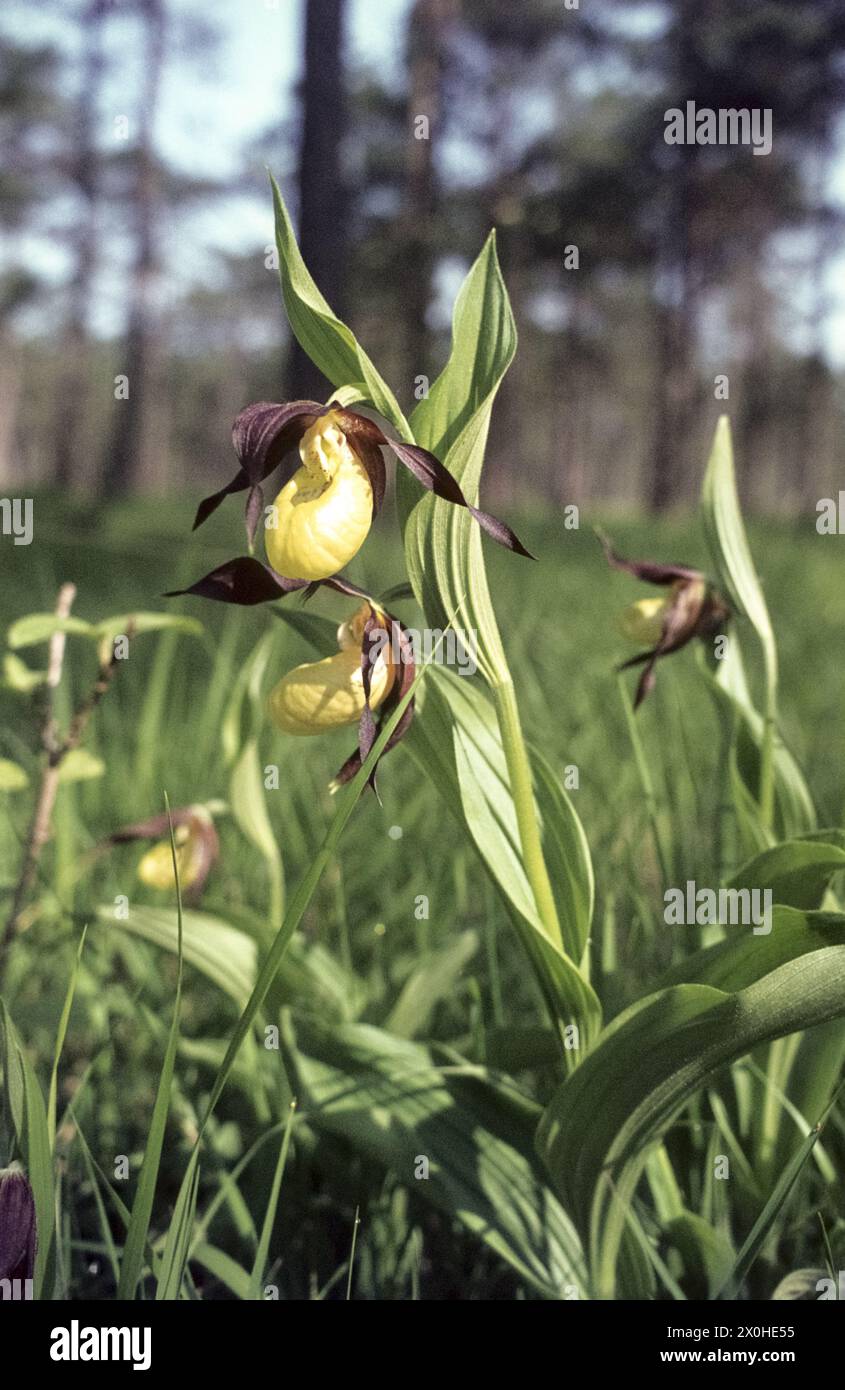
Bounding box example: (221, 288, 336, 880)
(600, 533, 729, 708)
(109, 805, 219, 901)
(180, 399, 530, 599)
(137, 823, 206, 891)
(264, 412, 374, 581)
(268, 602, 395, 735)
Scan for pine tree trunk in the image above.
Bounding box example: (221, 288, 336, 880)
(287, 0, 347, 402)
(100, 0, 165, 496)
(55, 0, 107, 491)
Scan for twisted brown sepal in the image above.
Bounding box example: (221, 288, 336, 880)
(597, 530, 702, 586)
(165, 557, 308, 605)
(193, 401, 326, 533)
(333, 408, 533, 558)
(333, 612, 417, 796)
(165, 558, 371, 608)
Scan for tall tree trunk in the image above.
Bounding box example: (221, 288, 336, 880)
(55, 0, 107, 491)
(402, 0, 453, 391)
(100, 0, 165, 496)
(287, 0, 347, 402)
(648, 1, 698, 512)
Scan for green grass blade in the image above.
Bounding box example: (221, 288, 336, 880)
(717, 1123, 823, 1298)
(116, 798, 184, 1299)
(47, 925, 87, 1151)
(155, 1156, 200, 1300)
(0, 1000, 55, 1297)
(247, 1101, 297, 1300)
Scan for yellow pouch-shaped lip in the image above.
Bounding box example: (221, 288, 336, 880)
(137, 825, 204, 891)
(264, 416, 373, 581)
(268, 645, 394, 736)
(617, 594, 671, 645)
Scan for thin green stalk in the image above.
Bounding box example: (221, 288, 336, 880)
(346, 1206, 361, 1301)
(491, 677, 563, 952)
(618, 676, 672, 885)
(758, 645, 778, 833)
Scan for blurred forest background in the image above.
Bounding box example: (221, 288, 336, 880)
(2, 0, 845, 513)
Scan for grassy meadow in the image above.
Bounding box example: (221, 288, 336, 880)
(1, 488, 843, 1300)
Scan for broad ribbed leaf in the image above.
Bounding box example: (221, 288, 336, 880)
(271, 175, 408, 434)
(701, 416, 781, 832)
(538, 943, 845, 1293)
(660, 906, 845, 992)
(407, 668, 600, 1045)
(698, 638, 815, 838)
(283, 1016, 585, 1298)
(99, 905, 257, 1010)
(385, 930, 479, 1039)
(230, 739, 285, 926)
(726, 841, 845, 911)
(399, 233, 517, 685)
(701, 416, 774, 653)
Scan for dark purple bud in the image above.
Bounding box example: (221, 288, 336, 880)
(0, 1166, 36, 1283)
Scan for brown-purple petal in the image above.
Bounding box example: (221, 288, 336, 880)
(388, 439, 534, 558)
(597, 532, 702, 586)
(165, 558, 307, 606)
(0, 1169, 36, 1282)
(333, 408, 532, 558)
(232, 400, 324, 484)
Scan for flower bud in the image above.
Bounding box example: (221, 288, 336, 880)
(0, 1165, 36, 1282)
(264, 412, 373, 581)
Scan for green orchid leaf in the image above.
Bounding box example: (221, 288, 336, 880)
(698, 637, 815, 838)
(407, 667, 600, 1048)
(99, 904, 257, 1010)
(229, 738, 285, 928)
(725, 840, 845, 912)
(282, 1014, 585, 1299)
(385, 930, 479, 1039)
(700, 416, 780, 829)
(0, 758, 29, 791)
(399, 232, 517, 685)
(538, 937, 845, 1295)
(270, 175, 409, 436)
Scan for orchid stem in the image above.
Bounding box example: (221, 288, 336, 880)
(492, 678, 563, 952)
(759, 647, 778, 834)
